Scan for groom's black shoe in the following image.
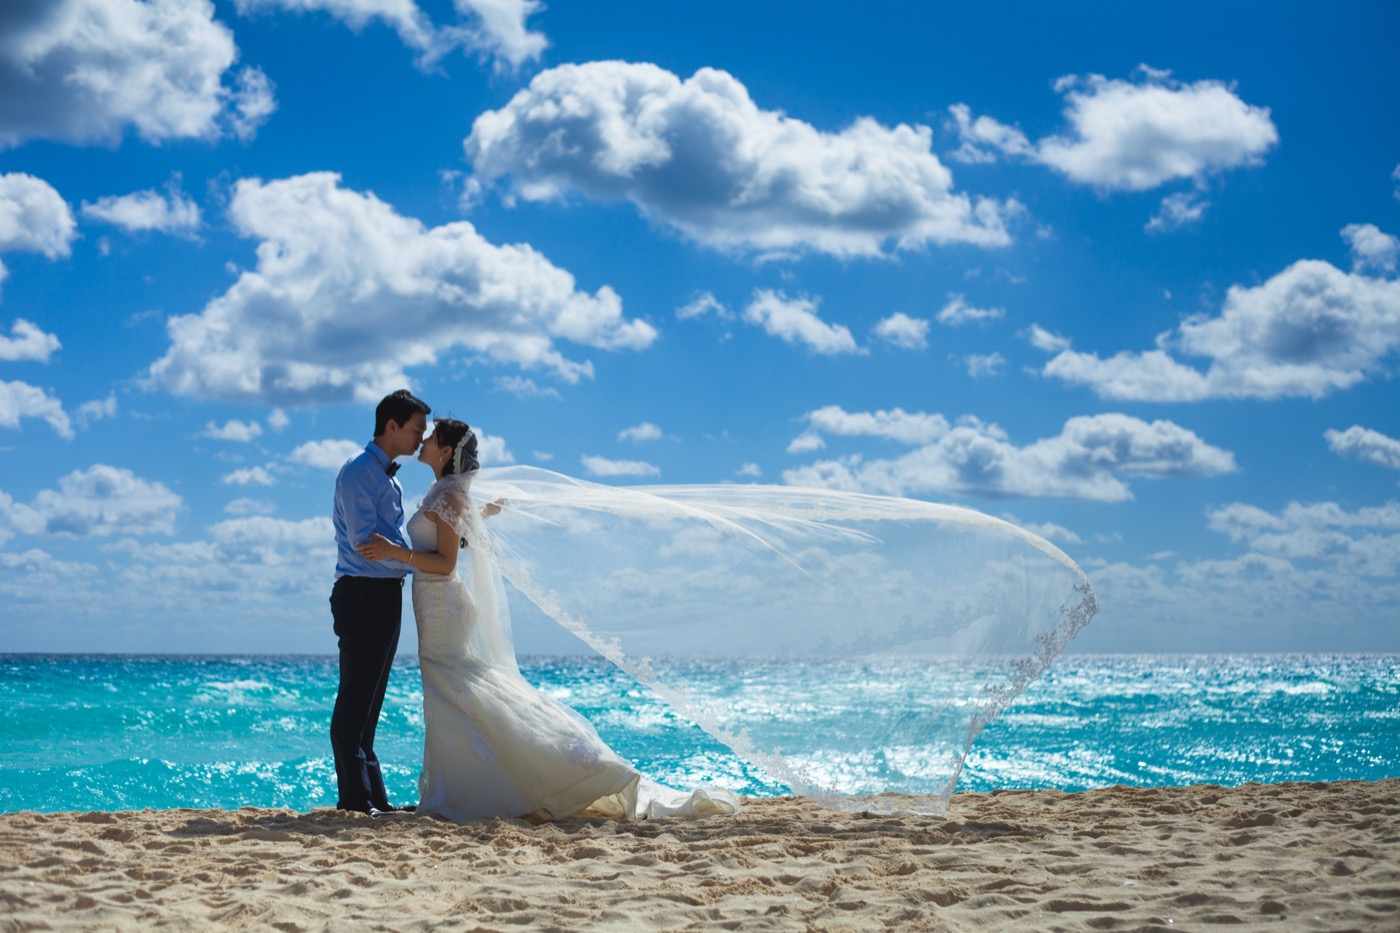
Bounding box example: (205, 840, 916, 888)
(367, 806, 406, 819)
(337, 801, 407, 817)
(340, 804, 408, 819)
(374, 802, 417, 813)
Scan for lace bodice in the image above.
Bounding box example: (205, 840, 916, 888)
(408, 509, 455, 580)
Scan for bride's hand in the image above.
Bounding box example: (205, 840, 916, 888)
(356, 533, 402, 562)
(482, 499, 506, 518)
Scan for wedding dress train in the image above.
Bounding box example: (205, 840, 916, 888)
(407, 477, 740, 822)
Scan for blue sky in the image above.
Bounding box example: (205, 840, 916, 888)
(2, 0, 1399, 654)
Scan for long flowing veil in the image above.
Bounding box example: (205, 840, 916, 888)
(420, 472, 519, 675)
(465, 466, 1097, 814)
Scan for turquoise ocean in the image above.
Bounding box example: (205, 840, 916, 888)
(2, 653, 1397, 813)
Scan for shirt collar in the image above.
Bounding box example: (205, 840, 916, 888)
(365, 442, 392, 469)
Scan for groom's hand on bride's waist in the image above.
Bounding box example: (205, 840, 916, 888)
(356, 533, 404, 563)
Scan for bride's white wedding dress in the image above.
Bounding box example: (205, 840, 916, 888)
(408, 473, 740, 822)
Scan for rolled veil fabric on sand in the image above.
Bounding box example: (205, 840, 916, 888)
(463, 466, 1099, 816)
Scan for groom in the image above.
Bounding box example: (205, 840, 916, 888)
(329, 388, 430, 815)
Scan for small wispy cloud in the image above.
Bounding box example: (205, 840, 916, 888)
(936, 295, 1004, 327)
(581, 455, 660, 478)
(872, 312, 929, 350)
(618, 421, 663, 443)
(202, 419, 263, 443)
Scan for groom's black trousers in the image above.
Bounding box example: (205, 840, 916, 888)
(329, 575, 403, 811)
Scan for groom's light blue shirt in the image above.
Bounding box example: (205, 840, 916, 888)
(333, 442, 413, 579)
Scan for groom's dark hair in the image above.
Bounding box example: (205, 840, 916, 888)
(374, 389, 430, 436)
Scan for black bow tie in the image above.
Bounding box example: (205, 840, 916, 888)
(385, 461, 400, 478)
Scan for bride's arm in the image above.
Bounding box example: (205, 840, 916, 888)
(357, 512, 461, 575)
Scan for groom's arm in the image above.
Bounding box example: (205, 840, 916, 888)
(360, 512, 460, 576)
(337, 466, 412, 574)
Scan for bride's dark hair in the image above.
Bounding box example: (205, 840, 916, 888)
(432, 418, 479, 475)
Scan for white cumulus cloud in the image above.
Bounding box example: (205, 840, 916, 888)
(1341, 223, 1399, 275)
(146, 172, 656, 404)
(804, 405, 950, 446)
(209, 514, 330, 550)
(675, 292, 731, 321)
(1041, 249, 1400, 401)
(234, 0, 545, 71)
(289, 439, 362, 470)
(474, 429, 513, 466)
(83, 516, 337, 617)
(965, 352, 1005, 378)
(936, 294, 1004, 326)
(1325, 425, 1400, 471)
(229, 66, 276, 141)
(784, 408, 1235, 502)
(75, 394, 117, 428)
(202, 419, 264, 443)
(1146, 191, 1210, 233)
(786, 432, 826, 455)
(618, 422, 662, 443)
(0, 319, 60, 363)
(494, 375, 560, 399)
(0, 464, 180, 537)
(742, 290, 860, 355)
(223, 466, 275, 486)
(0, 546, 97, 583)
(465, 61, 1016, 260)
(235, 0, 439, 57)
(81, 179, 201, 236)
(455, 0, 547, 71)
(580, 455, 659, 478)
(945, 103, 1033, 165)
(1025, 323, 1071, 353)
(1037, 66, 1278, 190)
(947, 66, 1276, 232)
(1074, 495, 1400, 649)
(0, 174, 76, 282)
(1043, 348, 1212, 402)
(225, 497, 276, 515)
(0, 0, 273, 147)
(872, 312, 929, 350)
(1205, 499, 1400, 577)
(0, 380, 71, 438)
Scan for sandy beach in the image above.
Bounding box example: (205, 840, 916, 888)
(1, 779, 1397, 931)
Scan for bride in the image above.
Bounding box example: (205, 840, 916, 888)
(358, 418, 740, 822)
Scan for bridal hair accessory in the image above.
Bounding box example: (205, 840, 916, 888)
(452, 427, 474, 475)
